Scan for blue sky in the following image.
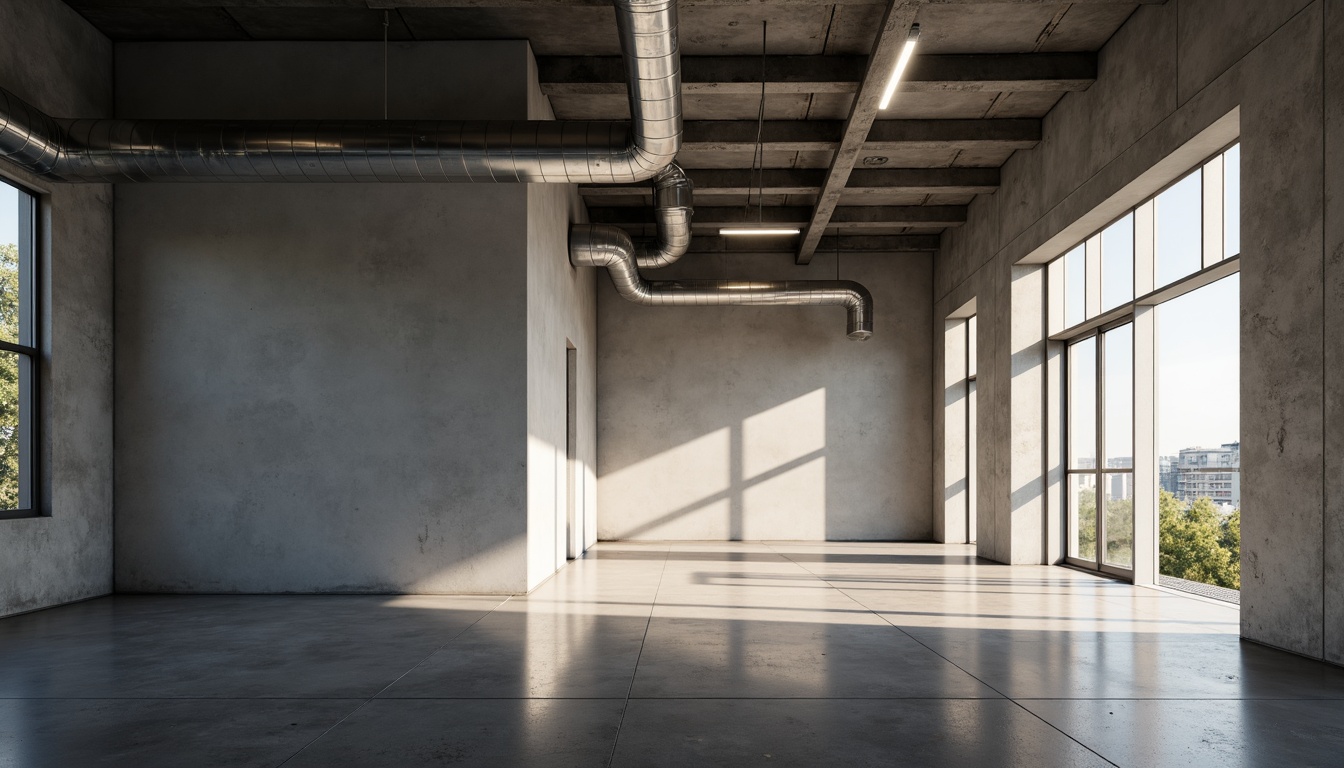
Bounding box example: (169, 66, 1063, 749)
(0, 183, 16, 249)
(1157, 273, 1239, 456)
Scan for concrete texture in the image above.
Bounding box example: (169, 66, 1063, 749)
(1236, 3, 1325, 660)
(0, 0, 114, 617)
(525, 49, 599, 589)
(932, 0, 1344, 662)
(113, 42, 546, 594)
(4, 542, 1344, 766)
(1325, 0, 1344, 666)
(596, 251, 932, 541)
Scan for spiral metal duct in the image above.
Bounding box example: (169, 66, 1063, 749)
(0, 0, 680, 184)
(570, 222, 874, 341)
(633, 164, 694, 269)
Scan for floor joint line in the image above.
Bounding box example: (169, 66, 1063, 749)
(770, 544, 1121, 768)
(605, 545, 670, 767)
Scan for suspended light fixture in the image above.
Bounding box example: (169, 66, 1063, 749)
(720, 228, 801, 236)
(878, 23, 921, 111)
(719, 21, 802, 239)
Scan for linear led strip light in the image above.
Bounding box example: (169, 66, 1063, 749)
(719, 228, 802, 236)
(878, 23, 921, 111)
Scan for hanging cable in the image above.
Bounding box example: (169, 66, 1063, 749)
(747, 21, 767, 223)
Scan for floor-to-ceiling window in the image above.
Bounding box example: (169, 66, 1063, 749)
(943, 304, 978, 545)
(965, 314, 977, 545)
(1049, 143, 1239, 589)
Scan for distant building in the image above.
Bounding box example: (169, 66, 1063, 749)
(1159, 456, 1178, 495)
(1174, 442, 1240, 509)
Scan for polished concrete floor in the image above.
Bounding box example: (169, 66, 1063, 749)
(2, 542, 1344, 767)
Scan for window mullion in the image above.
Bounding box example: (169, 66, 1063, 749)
(1095, 330, 1105, 565)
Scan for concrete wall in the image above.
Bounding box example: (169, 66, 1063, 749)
(932, 0, 1344, 663)
(0, 0, 114, 616)
(113, 41, 541, 593)
(596, 250, 932, 541)
(524, 54, 597, 590)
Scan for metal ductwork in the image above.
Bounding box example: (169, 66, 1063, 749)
(0, 0, 873, 338)
(633, 164, 694, 269)
(0, 0, 680, 184)
(570, 215, 874, 341)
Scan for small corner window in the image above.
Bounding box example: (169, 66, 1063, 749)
(0, 179, 36, 518)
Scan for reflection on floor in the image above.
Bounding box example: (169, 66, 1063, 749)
(2, 542, 1343, 767)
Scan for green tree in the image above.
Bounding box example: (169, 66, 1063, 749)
(1105, 495, 1134, 565)
(1220, 507, 1241, 568)
(1158, 490, 1240, 589)
(0, 243, 19, 510)
(1075, 486, 1096, 557)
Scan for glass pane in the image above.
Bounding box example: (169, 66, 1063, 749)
(1069, 473, 1097, 562)
(1100, 214, 1134, 312)
(1224, 144, 1240, 259)
(0, 183, 20, 345)
(1156, 171, 1203, 287)
(0, 350, 28, 510)
(967, 315, 977, 379)
(1104, 472, 1134, 569)
(1103, 324, 1133, 468)
(1157, 274, 1240, 591)
(1068, 337, 1096, 470)
(1064, 245, 1086, 328)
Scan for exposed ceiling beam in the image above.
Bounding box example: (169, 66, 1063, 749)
(580, 167, 1000, 196)
(540, 54, 1095, 95)
(685, 234, 941, 253)
(681, 118, 1040, 153)
(63, 0, 1166, 7)
(796, 0, 920, 264)
(589, 205, 967, 229)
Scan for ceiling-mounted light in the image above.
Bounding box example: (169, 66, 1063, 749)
(719, 228, 801, 236)
(878, 23, 921, 111)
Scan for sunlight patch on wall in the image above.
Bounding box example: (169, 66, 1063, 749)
(743, 457, 827, 540)
(742, 389, 826, 478)
(600, 428, 732, 538)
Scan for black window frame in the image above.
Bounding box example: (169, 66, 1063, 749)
(0, 176, 39, 520)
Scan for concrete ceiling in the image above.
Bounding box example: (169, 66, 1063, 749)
(61, 0, 1151, 259)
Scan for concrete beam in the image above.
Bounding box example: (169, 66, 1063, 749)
(682, 119, 1040, 152)
(65, 0, 1166, 6)
(539, 54, 1096, 95)
(797, 0, 921, 264)
(684, 234, 942, 253)
(580, 167, 1000, 196)
(589, 205, 966, 228)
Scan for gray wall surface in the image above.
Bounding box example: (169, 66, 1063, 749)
(0, 0, 114, 617)
(524, 55, 597, 589)
(597, 251, 932, 541)
(931, 0, 1344, 664)
(113, 41, 541, 593)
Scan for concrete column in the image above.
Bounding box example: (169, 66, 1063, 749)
(1006, 264, 1048, 564)
(1238, 6, 1326, 657)
(1323, 0, 1344, 665)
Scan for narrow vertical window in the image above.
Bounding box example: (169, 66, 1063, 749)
(1223, 144, 1240, 259)
(0, 180, 36, 517)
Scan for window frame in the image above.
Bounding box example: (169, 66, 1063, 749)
(1052, 141, 1240, 581)
(0, 176, 40, 520)
(1063, 317, 1135, 576)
